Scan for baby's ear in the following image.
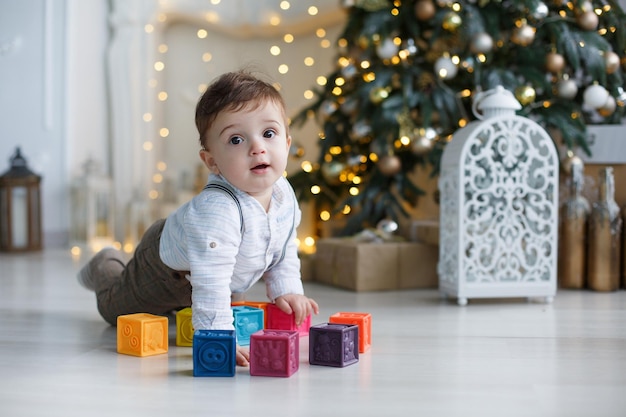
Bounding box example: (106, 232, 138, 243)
(199, 149, 219, 174)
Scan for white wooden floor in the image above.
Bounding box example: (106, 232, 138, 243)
(1, 249, 625, 417)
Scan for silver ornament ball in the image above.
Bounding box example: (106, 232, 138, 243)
(556, 79, 578, 100)
(376, 218, 398, 235)
(469, 32, 494, 54)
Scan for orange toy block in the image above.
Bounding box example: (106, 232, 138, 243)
(232, 301, 269, 328)
(329, 312, 371, 353)
(176, 307, 194, 347)
(117, 313, 168, 357)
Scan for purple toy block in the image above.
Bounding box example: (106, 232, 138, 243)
(266, 303, 311, 336)
(309, 323, 359, 368)
(232, 306, 264, 346)
(249, 330, 299, 377)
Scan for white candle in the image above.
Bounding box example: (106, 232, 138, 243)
(11, 186, 28, 248)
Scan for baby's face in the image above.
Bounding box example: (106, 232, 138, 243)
(201, 100, 291, 201)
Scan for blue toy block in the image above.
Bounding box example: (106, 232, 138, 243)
(193, 330, 236, 377)
(309, 323, 359, 368)
(232, 306, 264, 346)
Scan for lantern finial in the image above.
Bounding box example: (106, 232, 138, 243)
(1, 147, 38, 179)
(472, 86, 521, 120)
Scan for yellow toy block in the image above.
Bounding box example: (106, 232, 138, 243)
(176, 307, 194, 347)
(117, 313, 168, 357)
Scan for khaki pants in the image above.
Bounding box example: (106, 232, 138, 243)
(95, 219, 191, 325)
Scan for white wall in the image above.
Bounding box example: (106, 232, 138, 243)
(65, 0, 110, 183)
(1, 0, 69, 246)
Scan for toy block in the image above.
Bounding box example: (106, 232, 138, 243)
(249, 330, 299, 377)
(117, 313, 168, 357)
(176, 307, 194, 347)
(245, 301, 269, 328)
(329, 312, 372, 353)
(309, 323, 359, 368)
(193, 330, 236, 377)
(266, 303, 311, 336)
(232, 306, 264, 346)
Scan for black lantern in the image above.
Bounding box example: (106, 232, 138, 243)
(0, 147, 42, 251)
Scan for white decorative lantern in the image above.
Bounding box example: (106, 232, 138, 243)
(70, 159, 115, 252)
(438, 86, 559, 305)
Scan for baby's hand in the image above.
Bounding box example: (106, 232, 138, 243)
(236, 345, 250, 367)
(274, 294, 320, 327)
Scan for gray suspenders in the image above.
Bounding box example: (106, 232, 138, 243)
(203, 183, 295, 266)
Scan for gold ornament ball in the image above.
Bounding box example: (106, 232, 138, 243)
(514, 85, 536, 106)
(561, 152, 584, 175)
(411, 135, 435, 156)
(415, 0, 436, 21)
(378, 155, 402, 176)
(545, 52, 565, 73)
(577, 11, 598, 31)
(369, 87, 389, 104)
(597, 95, 617, 117)
(511, 23, 536, 46)
(604, 51, 620, 74)
(442, 11, 462, 32)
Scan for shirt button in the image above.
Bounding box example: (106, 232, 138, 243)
(210, 242, 217, 248)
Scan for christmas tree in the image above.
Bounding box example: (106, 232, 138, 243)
(289, 0, 626, 236)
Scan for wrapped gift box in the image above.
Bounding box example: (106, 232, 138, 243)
(299, 253, 315, 282)
(314, 238, 438, 291)
(403, 219, 440, 246)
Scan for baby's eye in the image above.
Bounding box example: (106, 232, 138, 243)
(229, 136, 244, 145)
(263, 129, 276, 139)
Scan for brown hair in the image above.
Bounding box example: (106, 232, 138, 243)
(195, 70, 288, 149)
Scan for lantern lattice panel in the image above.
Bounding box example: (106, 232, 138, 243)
(438, 115, 559, 305)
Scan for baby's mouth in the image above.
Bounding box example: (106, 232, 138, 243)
(252, 163, 270, 171)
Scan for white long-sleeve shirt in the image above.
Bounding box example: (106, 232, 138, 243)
(159, 174, 303, 331)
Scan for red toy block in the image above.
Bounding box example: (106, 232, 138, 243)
(117, 313, 168, 357)
(249, 330, 299, 377)
(329, 312, 371, 353)
(266, 303, 311, 336)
